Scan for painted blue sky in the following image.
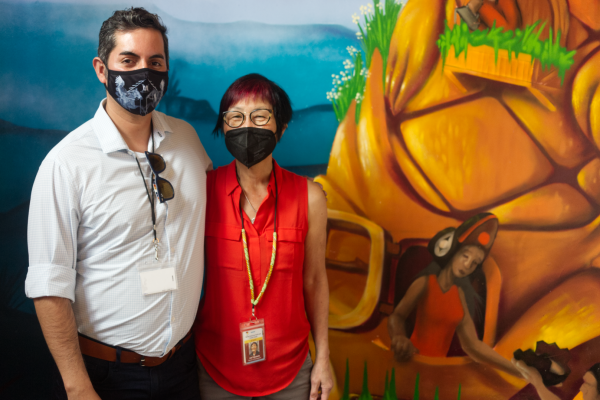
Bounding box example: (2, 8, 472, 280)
(8, 0, 372, 30)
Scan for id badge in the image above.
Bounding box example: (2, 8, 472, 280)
(138, 261, 177, 295)
(240, 319, 266, 365)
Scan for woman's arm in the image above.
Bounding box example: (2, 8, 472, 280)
(303, 179, 333, 400)
(388, 276, 428, 362)
(456, 288, 522, 377)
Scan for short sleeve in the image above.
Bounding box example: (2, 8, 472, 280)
(25, 158, 80, 302)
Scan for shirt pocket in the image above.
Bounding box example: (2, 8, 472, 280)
(268, 227, 304, 273)
(205, 222, 243, 271)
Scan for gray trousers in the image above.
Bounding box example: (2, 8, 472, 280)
(197, 354, 313, 399)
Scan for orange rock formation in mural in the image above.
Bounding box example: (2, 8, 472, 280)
(317, 0, 600, 398)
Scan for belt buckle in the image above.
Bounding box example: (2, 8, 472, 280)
(139, 356, 147, 367)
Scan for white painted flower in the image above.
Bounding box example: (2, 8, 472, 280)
(352, 13, 360, 24)
(360, 5, 367, 15)
(356, 31, 363, 39)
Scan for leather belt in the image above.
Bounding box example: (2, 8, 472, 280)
(78, 330, 192, 367)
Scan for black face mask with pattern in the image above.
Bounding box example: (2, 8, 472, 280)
(225, 127, 277, 168)
(105, 68, 168, 116)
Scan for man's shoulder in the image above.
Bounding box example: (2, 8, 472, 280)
(44, 119, 97, 165)
(154, 111, 198, 136)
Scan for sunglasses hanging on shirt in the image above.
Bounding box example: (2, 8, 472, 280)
(145, 152, 175, 203)
(135, 132, 175, 261)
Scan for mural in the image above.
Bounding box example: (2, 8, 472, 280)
(317, 0, 600, 399)
(2, 0, 600, 398)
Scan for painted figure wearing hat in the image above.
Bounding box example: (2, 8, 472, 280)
(388, 213, 522, 377)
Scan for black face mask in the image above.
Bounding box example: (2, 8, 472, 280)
(225, 127, 277, 168)
(106, 68, 168, 116)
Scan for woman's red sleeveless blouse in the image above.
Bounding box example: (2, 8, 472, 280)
(410, 275, 464, 357)
(194, 160, 310, 396)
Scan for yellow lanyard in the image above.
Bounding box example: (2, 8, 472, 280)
(238, 162, 278, 317)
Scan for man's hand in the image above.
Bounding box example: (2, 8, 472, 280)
(310, 357, 333, 400)
(391, 335, 418, 362)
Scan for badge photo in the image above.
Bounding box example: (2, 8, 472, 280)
(240, 319, 267, 365)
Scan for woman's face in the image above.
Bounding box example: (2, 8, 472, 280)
(223, 97, 277, 135)
(581, 372, 600, 400)
(251, 343, 258, 352)
(450, 245, 485, 278)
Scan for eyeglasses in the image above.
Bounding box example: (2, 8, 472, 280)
(145, 151, 175, 203)
(223, 109, 272, 128)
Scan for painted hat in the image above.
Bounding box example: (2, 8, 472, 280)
(428, 213, 499, 265)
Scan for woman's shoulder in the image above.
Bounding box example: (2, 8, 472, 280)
(416, 262, 442, 279)
(207, 164, 230, 179)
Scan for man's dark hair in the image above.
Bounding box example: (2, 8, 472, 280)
(98, 7, 169, 68)
(213, 73, 293, 141)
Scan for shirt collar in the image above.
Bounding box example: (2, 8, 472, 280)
(225, 159, 283, 196)
(91, 98, 173, 154)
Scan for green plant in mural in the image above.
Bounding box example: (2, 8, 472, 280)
(413, 373, 420, 400)
(338, 362, 462, 399)
(327, 47, 366, 124)
(327, 0, 402, 123)
(359, 361, 373, 400)
(341, 359, 351, 400)
(382, 368, 398, 400)
(436, 20, 576, 84)
(354, 0, 403, 76)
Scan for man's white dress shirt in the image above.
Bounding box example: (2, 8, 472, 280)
(25, 99, 211, 357)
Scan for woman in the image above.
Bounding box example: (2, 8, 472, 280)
(388, 213, 521, 377)
(193, 73, 333, 399)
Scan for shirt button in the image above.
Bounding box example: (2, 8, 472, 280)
(171, 316, 175, 323)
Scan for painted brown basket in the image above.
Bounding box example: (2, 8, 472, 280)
(445, 44, 535, 87)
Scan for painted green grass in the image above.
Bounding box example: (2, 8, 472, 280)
(327, 0, 402, 124)
(340, 362, 462, 399)
(436, 20, 576, 84)
(341, 359, 351, 400)
(359, 361, 373, 400)
(357, 0, 403, 75)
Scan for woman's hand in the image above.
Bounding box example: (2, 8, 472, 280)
(310, 357, 333, 400)
(391, 335, 419, 362)
(511, 358, 561, 400)
(512, 358, 545, 387)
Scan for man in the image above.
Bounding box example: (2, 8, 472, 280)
(25, 8, 210, 399)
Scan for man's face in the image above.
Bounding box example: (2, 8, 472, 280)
(96, 28, 167, 85)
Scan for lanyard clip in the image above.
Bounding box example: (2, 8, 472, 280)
(153, 238, 160, 261)
(251, 305, 257, 320)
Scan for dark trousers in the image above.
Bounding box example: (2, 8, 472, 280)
(52, 337, 200, 400)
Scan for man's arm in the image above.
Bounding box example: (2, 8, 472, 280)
(303, 179, 333, 400)
(25, 159, 99, 398)
(34, 297, 100, 399)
